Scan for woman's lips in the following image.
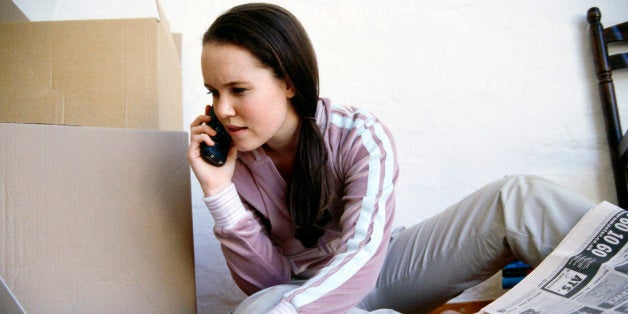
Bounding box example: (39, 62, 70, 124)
(226, 125, 246, 136)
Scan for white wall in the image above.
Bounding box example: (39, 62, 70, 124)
(14, 0, 628, 312)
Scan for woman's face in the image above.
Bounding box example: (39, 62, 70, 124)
(201, 43, 299, 153)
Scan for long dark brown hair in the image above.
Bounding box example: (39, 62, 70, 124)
(203, 3, 333, 248)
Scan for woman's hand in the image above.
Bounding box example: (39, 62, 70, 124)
(188, 113, 238, 197)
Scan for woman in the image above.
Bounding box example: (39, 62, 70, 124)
(188, 3, 595, 313)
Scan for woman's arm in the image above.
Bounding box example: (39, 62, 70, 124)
(191, 111, 292, 293)
(274, 107, 399, 313)
(206, 184, 292, 294)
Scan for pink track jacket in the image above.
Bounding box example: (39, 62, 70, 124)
(204, 98, 399, 313)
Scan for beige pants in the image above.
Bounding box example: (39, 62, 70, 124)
(234, 175, 596, 313)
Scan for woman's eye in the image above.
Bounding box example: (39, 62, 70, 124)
(207, 90, 219, 98)
(232, 87, 246, 94)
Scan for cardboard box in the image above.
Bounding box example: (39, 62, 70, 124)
(0, 123, 195, 313)
(0, 7, 182, 131)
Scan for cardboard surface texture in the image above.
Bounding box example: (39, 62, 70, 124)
(0, 123, 195, 313)
(0, 9, 182, 130)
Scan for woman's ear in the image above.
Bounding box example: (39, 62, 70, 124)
(285, 81, 296, 99)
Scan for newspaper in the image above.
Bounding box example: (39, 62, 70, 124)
(481, 201, 628, 314)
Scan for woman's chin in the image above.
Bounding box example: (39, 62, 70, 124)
(234, 142, 262, 153)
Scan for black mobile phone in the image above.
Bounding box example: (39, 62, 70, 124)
(200, 105, 232, 167)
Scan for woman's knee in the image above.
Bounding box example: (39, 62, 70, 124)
(495, 174, 594, 263)
(496, 174, 591, 215)
(497, 174, 554, 197)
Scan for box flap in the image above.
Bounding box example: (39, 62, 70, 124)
(0, 0, 28, 21)
(11, 0, 159, 22)
(0, 275, 25, 314)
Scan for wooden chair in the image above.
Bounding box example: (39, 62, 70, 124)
(587, 7, 628, 208)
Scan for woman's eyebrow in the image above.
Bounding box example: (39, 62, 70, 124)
(205, 81, 247, 89)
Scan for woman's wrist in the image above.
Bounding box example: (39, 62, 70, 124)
(203, 183, 249, 228)
(202, 181, 232, 198)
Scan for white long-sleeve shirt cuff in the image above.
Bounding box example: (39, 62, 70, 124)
(203, 183, 249, 228)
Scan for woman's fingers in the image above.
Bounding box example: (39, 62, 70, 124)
(190, 115, 217, 145)
(190, 114, 210, 128)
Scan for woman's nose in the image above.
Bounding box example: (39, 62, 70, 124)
(214, 97, 236, 118)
